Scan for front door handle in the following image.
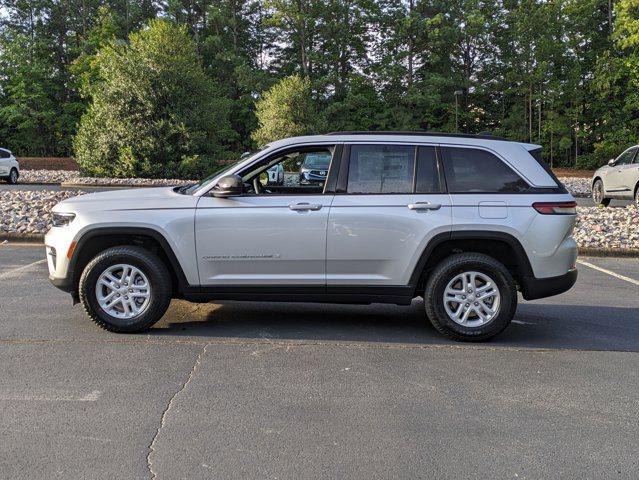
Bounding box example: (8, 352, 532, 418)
(289, 203, 322, 211)
(408, 202, 441, 211)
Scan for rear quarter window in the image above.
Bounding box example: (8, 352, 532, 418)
(441, 147, 530, 193)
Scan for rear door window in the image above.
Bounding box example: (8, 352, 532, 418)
(0, 149, 10, 159)
(347, 144, 415, 194)
(441, 147, 530, 193)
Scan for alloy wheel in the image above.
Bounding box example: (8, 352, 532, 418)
(96, 264, 151, 319)
(443, 271, 501, 327)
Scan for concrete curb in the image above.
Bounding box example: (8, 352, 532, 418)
(578, 247, 639, 257)
(1, 233, 45, 243)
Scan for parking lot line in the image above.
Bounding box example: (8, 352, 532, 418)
(0, 258, 46, 280)
(577, 259, 639, 287)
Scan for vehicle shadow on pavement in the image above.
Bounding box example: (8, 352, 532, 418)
(151, 299, 639, 352)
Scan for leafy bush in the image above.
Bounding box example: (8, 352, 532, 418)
(74, 20, 234, 179)
(251, 75, 322, 146)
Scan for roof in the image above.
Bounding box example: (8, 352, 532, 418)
(326, 131, 510, 141)
(267, 133, 541, 152)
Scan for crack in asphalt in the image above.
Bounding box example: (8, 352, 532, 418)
(146, 343, 209, 480)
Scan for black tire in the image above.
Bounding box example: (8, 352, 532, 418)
(423, 253, 518, 342)
(8, 168, 18, 184)
(635, 185, 639, 206)
(79, 246, 172, 333)
(592, 179, 610, 207)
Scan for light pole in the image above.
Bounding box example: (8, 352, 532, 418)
(454, 90, 463, 132)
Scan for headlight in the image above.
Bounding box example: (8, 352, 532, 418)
(52, 212, 76, 227)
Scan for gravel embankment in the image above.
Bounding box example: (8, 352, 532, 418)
(574, 205, 639, 250)
(559, 177, 590, 197)
(2, 190, 637, 253)
(1, 191, 85, 235)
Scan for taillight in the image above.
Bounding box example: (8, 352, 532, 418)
(532, 201, 577, 215)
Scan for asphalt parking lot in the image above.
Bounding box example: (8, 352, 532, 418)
(1, 244, 638, 479)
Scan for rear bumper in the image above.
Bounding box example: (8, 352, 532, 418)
(520, 268, 577, 301)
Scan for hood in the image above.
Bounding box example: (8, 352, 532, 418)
(53, 187, 198, 213)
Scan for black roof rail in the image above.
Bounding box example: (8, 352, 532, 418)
(325, 131, 510, 142)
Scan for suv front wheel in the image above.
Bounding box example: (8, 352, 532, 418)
(592, 179, 610, 207)
(79, 246, 172, 332)
(424, 253, 518, 342)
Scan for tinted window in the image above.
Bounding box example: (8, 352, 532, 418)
(347, 145, 414, 194)
(442, 147, 530, 193)
(0, 149, 10, 159)
(415, 146, 442, 193)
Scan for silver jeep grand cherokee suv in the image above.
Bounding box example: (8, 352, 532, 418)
(45, 132, 578, 341)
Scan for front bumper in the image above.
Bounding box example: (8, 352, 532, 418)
(49, 274, 74, 292)
(45, 226, 77, 294)
(520, 268, 578, 301)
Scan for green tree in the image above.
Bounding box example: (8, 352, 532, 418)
(252, 75, 321, 145)
(74, 19, 233, 178)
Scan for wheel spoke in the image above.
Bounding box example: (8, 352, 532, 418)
(100, 291, 116, 303)
(104, 296, 122, 309)
(474, 305, 489, 321)
(476, 289, 495, 301)
(461, 274, 469, 292)
(460, 306, 472, 324)
(98, 278, 115, 290)
(480, 299, 496, 315)
(445, 287, 465, 302)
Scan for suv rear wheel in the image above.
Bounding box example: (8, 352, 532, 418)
(79, 246, 172, 332)
(424, 253, 518, 342)
(8, 168, 18, 184)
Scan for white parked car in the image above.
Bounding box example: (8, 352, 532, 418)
(45, 132, 578, 341)
(592, 145, 639, 206)
(0, 148, 19, 184)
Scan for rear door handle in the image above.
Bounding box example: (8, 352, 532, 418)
(289, 203, 322, 211)
(408, 202, 441, 211)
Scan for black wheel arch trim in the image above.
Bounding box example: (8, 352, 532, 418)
(408, 230, 535, 296)
(63, 226, 190, 295)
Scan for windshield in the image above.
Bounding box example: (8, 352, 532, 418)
(183, 147, 266, 195)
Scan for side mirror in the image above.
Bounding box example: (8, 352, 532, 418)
(212, 174, 243, 198)
(608, 159, 615, 166)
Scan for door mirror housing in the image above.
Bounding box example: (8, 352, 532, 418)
(608, 158, 616, 166)
(212, 174, 243, 198)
